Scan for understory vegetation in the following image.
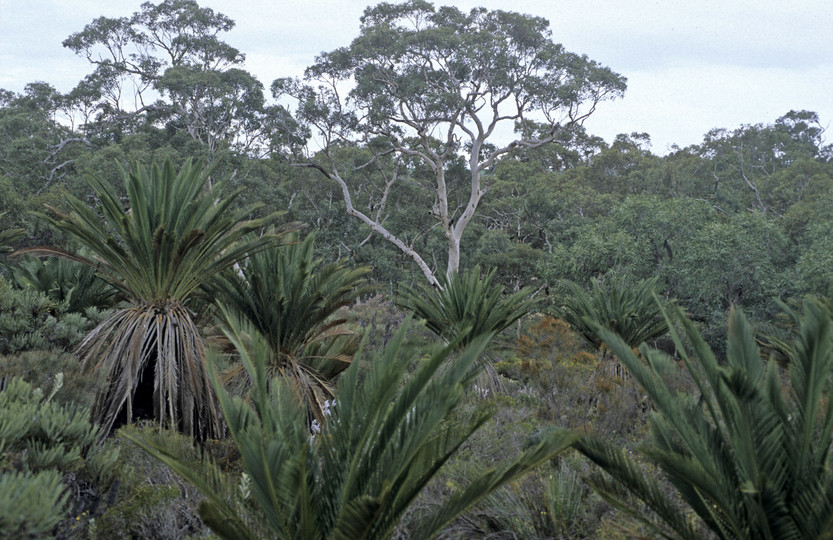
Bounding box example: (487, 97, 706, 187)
(2, 0, 833, 538)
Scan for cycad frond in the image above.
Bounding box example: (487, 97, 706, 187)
(7, 252, 118, 312)
(574, 298, 833, 539)
(131, 318, 576, 539)
(556, 276, 669, 349)
(398, 265, 539, 348)
(212, 234, 371, 420)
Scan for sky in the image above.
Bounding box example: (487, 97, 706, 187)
(1, 0, 831, 154)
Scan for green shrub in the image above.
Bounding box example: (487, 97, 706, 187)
(0, 375, 122, 537)
(0, 349, 101, 409)
(0, 276, 101, 354)
(92, 483, 185, 540)
(0, 469, 69, 539)
(90, 423, 218, 540)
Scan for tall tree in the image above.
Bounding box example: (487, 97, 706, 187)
(62, 0, 273, 154)
(274, 0, 626, 285)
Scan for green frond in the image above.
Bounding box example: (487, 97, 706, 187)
(27, 158, 294, 439)
(397, 265, 539, 348)
(6, 250, 119, 312)
(557, 276, 669, 349)
(574, 297, 833, 539)
(133, 317, 573, 540)
(212, 233, 371, 420)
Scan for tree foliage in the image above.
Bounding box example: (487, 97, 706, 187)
(274, 0, 626, 283)
(62, 0, 277, 155)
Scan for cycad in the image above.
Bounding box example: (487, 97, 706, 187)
(211, 233, 371, 420)
(8, 252, 118, 312)
(20, 159, 287, 439)
(398, 266, 539, 348)
(130, 319, 576, 539)
(573, 299, 833, 539)
(0, 212, 24, 255)
(556, 276, 669, 349)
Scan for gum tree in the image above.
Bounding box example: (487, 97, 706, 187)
(274, 0, 626, 285)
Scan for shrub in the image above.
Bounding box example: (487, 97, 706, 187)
(0, 469, 69, 539)
(0, 349, 101, 409)
(0, 375, 122, 537)
(0, 276, 100, 354)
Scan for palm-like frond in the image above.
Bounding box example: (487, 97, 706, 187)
(7, 253, 118, 312)
(573, 298, 833, 539)
(0, 232, 24, 255)
(0, 212, 24, 255)
(130, 319, 577, 539)
(397, 265, 539, 348)
(22, 159, 290, 439)
(211, 234, 371, 419)
(556, 276, 669, 349)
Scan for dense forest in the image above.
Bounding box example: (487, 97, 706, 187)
(2, 1, 833, 538)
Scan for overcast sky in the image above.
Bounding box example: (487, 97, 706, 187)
(1, 0, 831, 154)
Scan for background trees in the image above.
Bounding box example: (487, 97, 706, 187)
(62, 0, 276, 156)
(274, 0, 626, 284)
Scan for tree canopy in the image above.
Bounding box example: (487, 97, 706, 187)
(274, 0, 626, 284)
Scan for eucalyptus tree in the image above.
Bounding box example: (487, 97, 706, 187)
(274, 0, 626, 285)
(63, 0, 273, 154)
(0, 83, 93, 195)
(685, 110, 832, 215)
(20, 159, 287, 439)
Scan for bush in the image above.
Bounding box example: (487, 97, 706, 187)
(90, 423, 231, 540)
(0, 375, 122, 537)
(0, 276, 103, 354)
(0, 349, 101, 409)
(0, 469, 69, 539)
